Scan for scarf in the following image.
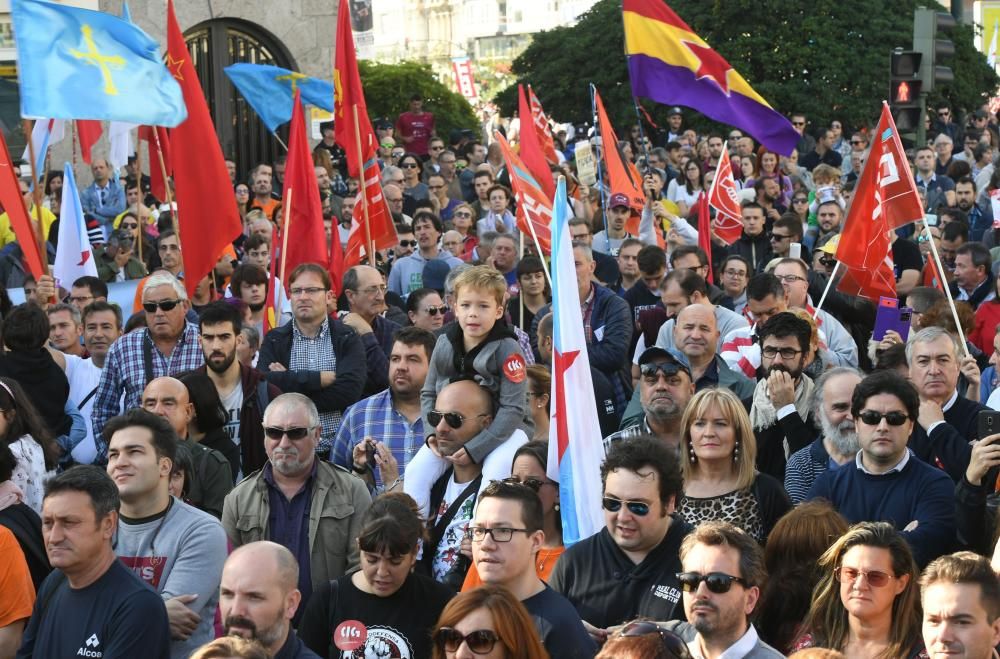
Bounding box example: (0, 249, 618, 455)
(750, 373, 815, 432)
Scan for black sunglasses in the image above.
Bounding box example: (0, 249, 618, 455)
(640, 362, 689, 381)
(502, 476, 551, 492)
(143, 299, 181, 313)
(602, 496, 650, 516)
(263, 426, 313, 440)
(398, 240, 417, 248)
(617, 621, 692, 658)
(434, 628, 499, 654)
(428, 410, 488, 429)
(423, 305, 448, 316)
(676, 571, 747, 594)
(858, 411, 910, 426)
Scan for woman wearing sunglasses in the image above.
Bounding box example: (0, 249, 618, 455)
(450, 202, 479, 261)
(399, 153, 430, 216)
(432, 585, 547, 659)
(299, 492, 454, 659)
(678, 388, 791, 543)
(794, 522, 925, 659)
(407, 287, 448, 332)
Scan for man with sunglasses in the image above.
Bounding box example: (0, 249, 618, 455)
(606, 347, 694, 451)
(95, 228, 147, 283)
(222, 393, 372, 621)
(92, 272, 205, 459)
(550, 436, 691, 642)
(808, 370, 955, 568)
(469, 480, 597, 659)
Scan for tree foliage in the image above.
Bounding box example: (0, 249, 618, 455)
(358, 61, 479, 138)
(496, 0, 999, 134)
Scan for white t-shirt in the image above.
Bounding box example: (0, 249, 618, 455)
(219, 382, 244, 479)
(64, 354, 105, 465)
(431, 476, 476, 581)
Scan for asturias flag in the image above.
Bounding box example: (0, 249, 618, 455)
(225, 63, 336, 133)
(547, 178, 606, 546)
(53, 163, 98, 289)
(623, 0, 799, 155)
(11, 0, 187, 127)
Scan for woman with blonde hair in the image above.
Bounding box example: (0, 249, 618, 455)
(794, 521, 926, 658)
(432, 585, 548, 659)
(678, 388, 791, 543)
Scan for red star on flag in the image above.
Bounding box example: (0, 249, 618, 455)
(682, 40, 732, 95)
(552, 348, 580, 459)
(165, 53, 185, 81)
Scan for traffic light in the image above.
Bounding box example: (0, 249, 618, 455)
(913, 8, 956, 94)
(890, 50, 923, 131)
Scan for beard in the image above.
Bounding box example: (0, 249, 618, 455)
(821, 413, 860, 457)
(223, 614, 285, 648)
(207, 350, 237, 374)
(645, 392, 681, 423)
(766, 361, 803, 382)
(248, 301, 265, 312)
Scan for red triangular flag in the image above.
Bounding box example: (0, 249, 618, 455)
(696, 192, 714, 285)
(166, 0, 242, 298)
(76, 120, 103, 164)
(707, 147, 744, 245)
(278, 90, 329, 281)
(495, 131, 553, 254)
(518, 84, 555, 200)
(593, 87, 645, 233)
(0, 129, 45, 278)
(328, 212, 346, 297)
(528, 85, 560, 167)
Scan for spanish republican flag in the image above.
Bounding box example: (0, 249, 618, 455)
(623, 0, 799, 155)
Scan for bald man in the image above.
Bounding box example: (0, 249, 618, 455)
(219, 541, 320, 659)
(142, 376, 233, 518)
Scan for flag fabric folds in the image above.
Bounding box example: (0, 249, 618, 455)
(138, 125, 172, 203)
(54, 163, 98, 289)
(835, 103, 921, 300)
(0, 128, 45, 279)
(11, 0, 187, 127)
(279, 90, 329, 281)
(696, 192, 714, 285)
(108, 121, 133, 170)
(623, 0, 799, 155)
(224, 63, 336, 133)
(76, 120, 103, 164)
(547, 178, 605, 546)
(334, 3, 396, 261)
(707, 146, 744, 245)
(22, 119, 65, 180)
(517, 84, 556, 201)
(528, 85, 560, 167)
(593, 86, 645, 236)
(166, 0, 242, 298)
(494, 132, 553, 255)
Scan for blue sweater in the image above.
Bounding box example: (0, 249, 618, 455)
(807, 454, 955, 567)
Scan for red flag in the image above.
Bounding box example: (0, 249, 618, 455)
(696, 192, 714, 285)
(834, 103, 915, 300)
(593, 87, 645, 234)
(75, 120, 102, 164)
(328, 213, 346, 296)
(528, 85, 559, 166)
(494, 132, 553, 255)
(264, 247, 279, 334)
(517, 85, 555, 200)
(707, 147, 744, 245)
(279, 90, 329, 281)
(0, 129, 44, 279)
(166, 0, 242, 298)
(334, 4, 397, 257)
(138, 125, 172, 202)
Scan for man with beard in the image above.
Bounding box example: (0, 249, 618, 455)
(955, 176, 990, 242)
(750, 312, 819, 483)
(604, 347, 694, 451)
(219, 541, 320, 658)
(196, 302, 281, 480)
(784, 367, 863, 503)
(222, 394, 372, 619)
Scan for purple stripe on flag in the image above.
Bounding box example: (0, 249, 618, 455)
(628, 54, 799, 156)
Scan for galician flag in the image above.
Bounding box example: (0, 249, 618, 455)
(53, 163, 97, 289)
(547, 177, 605, 546)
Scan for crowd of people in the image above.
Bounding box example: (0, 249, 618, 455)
(4, 93, 1000, 659)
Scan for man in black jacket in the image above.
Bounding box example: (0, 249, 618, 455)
(258, 264, 366, 459)
(727, 202, 771, 274)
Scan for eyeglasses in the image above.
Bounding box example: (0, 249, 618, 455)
(143, 299, 181, 313)
(938, 111, 950, 117)
(501, 476, 552, 492)
(602, 496, 650, 516)
(358, 285, 388, 296)
(792, 197, 808, 204)
(761, 346, 803, 359)
(69, 295, 94, 304)
(916, 234, 939, 243)
(723, 269, 747, 278)
(422, 305, 448, 316)
(769, 233, 791, 242)
(676, 571, 747, 594)
(263, 426, 314, 440)
(434, 628, 499, 654)
(835, 566, 895, 588)
(850, 139, 865, 145)
(430, 145, 444, 151)
(289, 286, 327, 296)
(454, 211, 472, 218)
(792, 121, 805, 126)
(819, 256, 837, 268)
(428, 409, 489, 429)
(121, 222, 138, 229)
(401, 163, 419, 169)
(640, 362, 688, 383)
(857, 410, 910, 426)
(466, 526, 531, 543)
(616, 621, 691, 657)
(775, 274, 806, 283)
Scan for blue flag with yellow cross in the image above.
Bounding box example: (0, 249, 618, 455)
(11, 0, 187, 127)
(224, 63, 335, 133)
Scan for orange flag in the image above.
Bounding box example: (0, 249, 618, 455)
(495, 132, 553, 255)
(166, 0, 242, 298)
(528, 85, 559, 167)
(593, 87, 644, 234)
(517, 84, 555, 200)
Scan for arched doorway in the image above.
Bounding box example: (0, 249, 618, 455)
(183, 19, 294, 181)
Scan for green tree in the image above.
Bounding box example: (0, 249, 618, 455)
(358, 61, 478, 140)
(497, 0, 998, 133)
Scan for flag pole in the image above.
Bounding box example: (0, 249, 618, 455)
(279, 188, 293, 287)
(22, 120, 49, 274)
(590, 84, 612, 256)
(812, 261, 840, 319)
(519, 231, 525, 323)
(134, 138, 143, 265)
(922, 220, 971, 358)
(150, 129, 179, 235)
(351, 104, 375, 264)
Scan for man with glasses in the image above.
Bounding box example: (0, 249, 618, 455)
(382, 182, 412, 225)
(550, 436, 691, 641)
(222, 393, 372, 618)
(606, 347, 694, 450)
(258, 264, 367, 455)
(442, 230, 464, 259)
(92, 272, 205, 458)
(934, 134, 957, 177)
(469, 480, 597, 659)
(767, 216, 802, 260)
(789, 113, 815, 157)
(807, 370, 954, 567)
(342, 265, 402, 396)
(718, 256, 751, 314)
(428, 173, 461, 222)
(934, 102, 962, 143)
(393, 224, 417, 261)
(68, 276, 108, 314)
(96, 228, 147, 283)
(423, 138, 447, 181)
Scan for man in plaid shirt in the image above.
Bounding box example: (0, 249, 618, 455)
(331, 326, 436, 490)
(91, 272, 204, 461)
